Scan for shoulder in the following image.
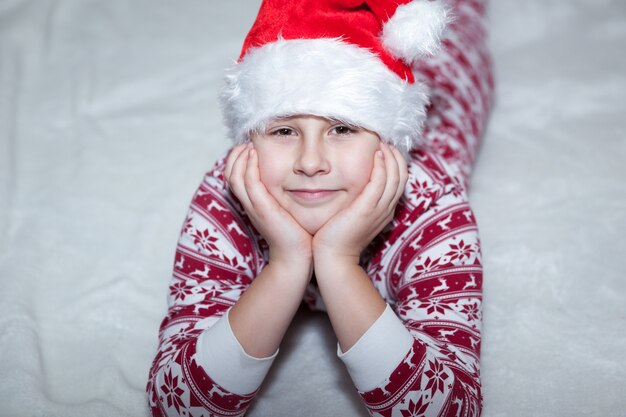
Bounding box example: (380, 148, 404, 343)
(392, 148, 469, 236)
(364, 148, 476, 293)
(178, 152, 267, 273)
(405, 148, 467, 209)
(192, 151, 255, 232)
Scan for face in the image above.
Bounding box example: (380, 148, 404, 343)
(251, 115, 381, 234)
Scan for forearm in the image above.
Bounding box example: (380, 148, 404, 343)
(229, 260, 312, 358)
(313, 258, 386, 352)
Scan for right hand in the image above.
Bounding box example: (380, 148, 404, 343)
(224, 143, 314, 269)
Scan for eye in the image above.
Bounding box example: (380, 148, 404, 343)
(270, 127, 296, 136)
(330, 125, 356, 135)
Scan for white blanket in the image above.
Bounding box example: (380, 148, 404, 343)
(1, 0, 625, 416)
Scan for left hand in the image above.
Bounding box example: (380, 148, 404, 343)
(312, 142, 408, 263)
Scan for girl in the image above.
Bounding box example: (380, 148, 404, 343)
(147, 0, 494, 415)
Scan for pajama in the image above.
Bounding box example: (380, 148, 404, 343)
(147, 0, 494, 415)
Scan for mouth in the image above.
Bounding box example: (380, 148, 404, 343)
(287, 189, 339, 202)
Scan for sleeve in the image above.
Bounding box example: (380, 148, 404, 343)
(338, 167, 484, 417)
(146, 159, 276, 417)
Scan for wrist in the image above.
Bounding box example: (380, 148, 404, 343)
(268, 250, 313, 277)
(313, 244, 361, 265)
(313, 253, 361, 279)
(313, 239, 362, 261)
(267, 234, 313, 264)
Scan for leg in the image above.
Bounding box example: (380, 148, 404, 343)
(413, 0, 495, 189)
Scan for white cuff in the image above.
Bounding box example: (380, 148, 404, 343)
(337, 304, 414, 392)
(194, 309, 278, 395)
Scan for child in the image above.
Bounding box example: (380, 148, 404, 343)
(147, 0, 494, 416)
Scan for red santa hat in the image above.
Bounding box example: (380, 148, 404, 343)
(220, 0, 450, 155)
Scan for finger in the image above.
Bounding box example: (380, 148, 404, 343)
(377, 143, 401, 208)
(224, 143, 250, 183)
(391, 146, 409, 204)
(356, 148, 387, 209)
(224, 143, 248, 182)
(228, 146, 254, 208)
(243, 148, 274, 213)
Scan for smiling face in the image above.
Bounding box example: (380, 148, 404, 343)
(251, 115, 381, 234)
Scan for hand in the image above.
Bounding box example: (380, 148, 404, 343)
(312, 143, 408, 263)
(224, 144, 314, 268)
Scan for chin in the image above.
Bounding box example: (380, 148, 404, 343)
(293, 213, 328, 235)
(299, 220, 324, 235)
(288, 203, 346, 235)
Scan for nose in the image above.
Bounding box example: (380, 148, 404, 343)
(293, 136, 330, 176)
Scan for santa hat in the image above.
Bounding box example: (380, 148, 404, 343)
(219, 0, 450, 155)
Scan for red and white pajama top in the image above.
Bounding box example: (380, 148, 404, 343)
(147, 0, 494, 415)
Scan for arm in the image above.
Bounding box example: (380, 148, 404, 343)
(356, 191, 483, 417)
(146, 169, 266, 417)
(147, 147, 312, 417)
(316, 151, 483, 416)
(224, 144, 313, 358)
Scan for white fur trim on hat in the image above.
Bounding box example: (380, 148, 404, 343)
(382, 0, 450, 64)
(219, 38, 429, 155)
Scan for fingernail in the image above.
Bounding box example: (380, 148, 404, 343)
(376, 150, 383, 158)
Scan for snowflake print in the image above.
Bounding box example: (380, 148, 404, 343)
(169, 325, 196, 347)
(460, 301, 481, 322)
(397, 299, 419, 316)
(412, 257, 441, 277)
(161, 369, 186, 413)
(199, 282, 223, 299)
(419, 298, 454, 316)
(221, 254, 248, 272)
(424, 359, 449, 396)
(401, 396, 429, 417)
(445, 240, 474, 262)
(170, 280, 195, 302)
(192, 228, 219, 253)
(410, 179, 435, 201)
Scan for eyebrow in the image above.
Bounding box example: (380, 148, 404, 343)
(269, 115, 361, 127)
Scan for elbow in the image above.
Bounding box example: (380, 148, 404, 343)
(146, 363, 172, 417)
(147, 362, 190, 417)
(146, 344, 190, 417)
(416, 354, 482, 417)
(443, 367, 483, 417)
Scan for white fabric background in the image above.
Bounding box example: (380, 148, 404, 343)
(1, 0, 625, 416)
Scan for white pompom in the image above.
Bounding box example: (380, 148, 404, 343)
(381, 0, 450, 63)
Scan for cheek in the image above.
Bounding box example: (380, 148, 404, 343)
(339, 148, 377, 192)
(255, 147, 286, 190)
